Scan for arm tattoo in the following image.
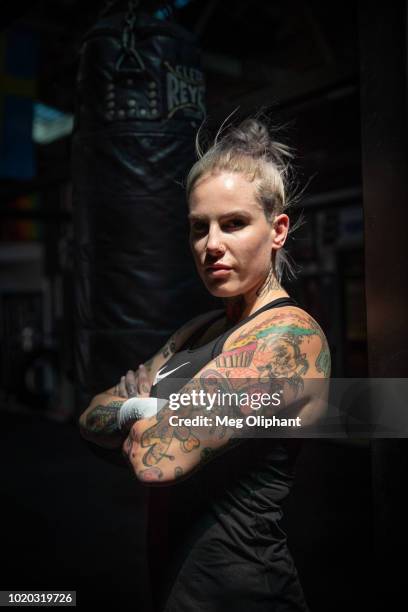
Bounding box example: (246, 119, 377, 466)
(162, 340, 176, 359)
(312, 321, 331, 378)
(84, 401, 123, 436)
(228, 310, 331, 381)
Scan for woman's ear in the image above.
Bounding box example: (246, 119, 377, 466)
(271, 214, 290, 250)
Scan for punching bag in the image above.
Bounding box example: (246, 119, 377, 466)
(72, 3, 212, 406)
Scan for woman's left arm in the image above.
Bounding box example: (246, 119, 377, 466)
(79, 366, 151, 449)
(123, 309, 331, 484)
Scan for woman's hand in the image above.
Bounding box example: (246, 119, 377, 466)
(115, 365, 151, 399)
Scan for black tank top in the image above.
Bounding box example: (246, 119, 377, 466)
(150, 297, 309, 612)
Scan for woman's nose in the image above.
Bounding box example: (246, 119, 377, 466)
(206, 226, 225, 255)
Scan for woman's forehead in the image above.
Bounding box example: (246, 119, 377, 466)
(189, 171, 259, 209)
(192, 170, 254, 191)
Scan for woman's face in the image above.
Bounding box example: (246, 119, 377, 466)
(188, 171, 288, 298)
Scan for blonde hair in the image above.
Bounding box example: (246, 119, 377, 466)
(186, 115, 298, 282)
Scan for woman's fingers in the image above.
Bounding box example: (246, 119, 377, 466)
(119, 364, 151, 399)
(125, 369, 138, 397)
(137, 364, 151, 397)
(118, 375, 128, 398)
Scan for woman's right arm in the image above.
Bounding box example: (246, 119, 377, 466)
(78, 309, 223, 449)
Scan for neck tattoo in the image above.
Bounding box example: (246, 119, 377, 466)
(256, 267, 281, 297)
(224, 268, 282, 325)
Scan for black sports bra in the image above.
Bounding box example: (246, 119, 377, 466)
(150, 297, 297, 400)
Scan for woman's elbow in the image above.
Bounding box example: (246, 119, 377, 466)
(126, 453, 174, 486)
(134, 465, 175, 486)
(132, 456, 192, 486)
(128, 447, 175, 487)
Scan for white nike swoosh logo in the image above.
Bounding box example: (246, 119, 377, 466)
(153, 362, 190, 386)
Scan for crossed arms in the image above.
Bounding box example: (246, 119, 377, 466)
(124, 309, 330, 484)
(78, 310, 223, 448)
(79, 308, 330, 485)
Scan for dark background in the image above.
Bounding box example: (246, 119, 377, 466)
(1, 1, 407, 610)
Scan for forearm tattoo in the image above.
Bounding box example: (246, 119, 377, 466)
(162, 339, 176, 359)
(84, 401, 123, 436)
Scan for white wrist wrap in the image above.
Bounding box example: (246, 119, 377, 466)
(117, 397, 167, 431)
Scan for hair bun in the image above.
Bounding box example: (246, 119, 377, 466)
(217, 117, 292, 169)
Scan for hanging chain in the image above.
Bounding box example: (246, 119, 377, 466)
(122, 0, 139, 54)
(120, 0, 145, 71)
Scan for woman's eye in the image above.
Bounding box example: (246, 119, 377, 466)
(190, 223, 207, 234)
(224, 219, 245, 230)
(190, 219, 246, 234)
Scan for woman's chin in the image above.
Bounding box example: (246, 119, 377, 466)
(204, 281, 241, 298)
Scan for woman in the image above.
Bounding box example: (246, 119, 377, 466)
(79, 117, 330, 611)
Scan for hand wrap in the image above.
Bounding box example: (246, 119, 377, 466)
(117, 397, 167, 431)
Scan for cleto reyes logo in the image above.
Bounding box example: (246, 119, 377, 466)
(165, 61, 205, 119)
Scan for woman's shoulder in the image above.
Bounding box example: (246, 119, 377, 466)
(247, 304, 326, 336)
(224, 303, 322, 337)
(266, 304, 325, 331)
(224, 304, 331, 378)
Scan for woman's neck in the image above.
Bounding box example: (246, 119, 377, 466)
(223, 268, 288, 324)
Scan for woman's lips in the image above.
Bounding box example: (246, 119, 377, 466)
(205, 265, 232, 278)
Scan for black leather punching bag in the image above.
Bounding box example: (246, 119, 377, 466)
(72, 4, 212, 406)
